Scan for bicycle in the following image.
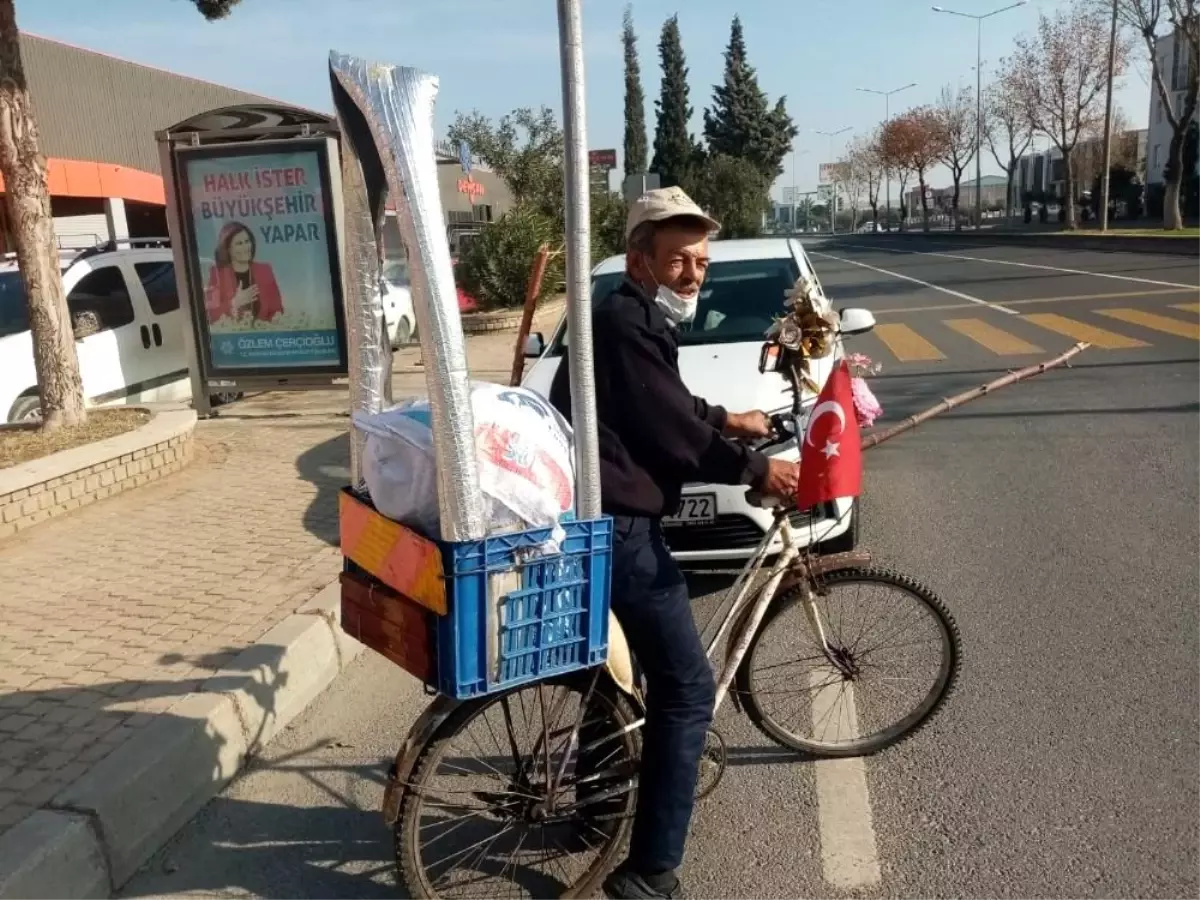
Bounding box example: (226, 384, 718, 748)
(374, 324, 1088, 898)
(382, 407, 962, 898)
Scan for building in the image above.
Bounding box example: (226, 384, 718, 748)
(0, 34, 512, 254)
(1015, 129, 1148, 202)
(905, 174, 1010, 222)
(1146, 25, 1199, 186)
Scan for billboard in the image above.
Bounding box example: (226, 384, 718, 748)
(818, 162, 844, 185)
(589, 148, 618, 169)
(176, 139, 348, 378)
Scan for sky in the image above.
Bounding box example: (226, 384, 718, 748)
(21, 0, 1153, 201)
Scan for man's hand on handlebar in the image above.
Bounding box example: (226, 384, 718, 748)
(761, 458, 800, 500)
(724, 410, 774, 439)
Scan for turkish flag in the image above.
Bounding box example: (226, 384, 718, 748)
(796, 360, 863, 511)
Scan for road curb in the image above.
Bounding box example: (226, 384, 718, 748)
(846, 231, 1199, 257)
(0, 581, 361, 899)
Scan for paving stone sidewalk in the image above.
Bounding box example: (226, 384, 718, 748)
(0, 415, 348, 837)
(0, 318, 552, 842)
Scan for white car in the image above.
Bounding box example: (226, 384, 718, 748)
(520, 238, 876, 564)
(381, 257, 417, 348)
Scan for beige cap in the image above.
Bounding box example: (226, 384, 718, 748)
(624, 186, 721, 241)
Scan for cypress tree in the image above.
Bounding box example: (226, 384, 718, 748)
(622, 5, 648, 176)
(703, 15, 797, 181)
(651, 14, 699, 188)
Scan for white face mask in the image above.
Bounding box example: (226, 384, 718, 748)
(652, 283, 699, 326)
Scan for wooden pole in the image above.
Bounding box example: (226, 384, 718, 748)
(862, 341, 1090, 451)
(509, 243, 552, 387)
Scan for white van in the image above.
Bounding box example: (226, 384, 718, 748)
(0, 240, 201, 423)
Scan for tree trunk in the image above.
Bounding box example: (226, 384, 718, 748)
(1004, 165, 1015, 224)
(869, 200, 878, 226)
(0, 0, 85, 429)
(918, 174, 930, 231)
(1062, 153, 1077, 230)
(1163, 128, 1186, 230)
(951, 176, 962, 231)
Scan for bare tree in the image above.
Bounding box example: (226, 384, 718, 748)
(846, 131, 885, 226)
(933, 85, 978, 230)
(828, 160, 863, 228)
(984, 63, 1036, 222)
(1007, 0, 1130, 228)
(1112, 0, 1199, 228)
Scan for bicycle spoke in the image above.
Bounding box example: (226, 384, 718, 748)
(404, 679, 637, 899)
(743, 570, 957, 753)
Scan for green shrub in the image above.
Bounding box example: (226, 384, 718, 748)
(457, 205, 565, 312)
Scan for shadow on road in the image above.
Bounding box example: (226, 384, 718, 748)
(295, 431, 351, 547)
(121, 742, 402, 899)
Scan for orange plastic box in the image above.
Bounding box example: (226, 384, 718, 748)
(338, 487, 447, 615)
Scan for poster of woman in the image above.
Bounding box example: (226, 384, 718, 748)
(204, 221, 284, 324)
(182, 145, 345, 372)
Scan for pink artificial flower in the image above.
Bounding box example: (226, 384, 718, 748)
(851, 376, 883, 427)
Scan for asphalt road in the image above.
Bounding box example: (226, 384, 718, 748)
(122, 238, 1199, 899)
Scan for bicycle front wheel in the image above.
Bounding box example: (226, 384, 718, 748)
(395, 673, 640, 900)
(738, 566, 960, 758)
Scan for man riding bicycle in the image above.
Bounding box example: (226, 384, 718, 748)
(548, 187, 800, 899)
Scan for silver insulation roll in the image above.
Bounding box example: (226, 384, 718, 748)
(556, 0, 602, 521)
(333, 111, 390, 490)
(330, 52, 486, 542)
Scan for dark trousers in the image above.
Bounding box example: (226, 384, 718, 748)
(608, 514, 716, 875)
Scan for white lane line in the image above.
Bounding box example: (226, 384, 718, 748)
(834, 241, 1200, 290)
(812, 250, 1019, 315)
(810, 671, 881, 889)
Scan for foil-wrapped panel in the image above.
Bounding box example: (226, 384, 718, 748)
(330, 52, 486, 542)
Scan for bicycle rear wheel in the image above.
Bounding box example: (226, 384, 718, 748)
(737, 566, 959, 758)
(395, 673, 640, 900)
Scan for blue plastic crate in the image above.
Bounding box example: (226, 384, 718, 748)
(433, 517, 613, 700)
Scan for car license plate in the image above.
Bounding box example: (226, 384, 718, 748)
(664, 494, 716, 526)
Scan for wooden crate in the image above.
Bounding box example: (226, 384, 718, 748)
(339, 569, 436, 686)
(338, 488, 448, 615)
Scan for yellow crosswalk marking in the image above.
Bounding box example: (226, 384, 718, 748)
(1171, 302, 1200, 313)
(874, 323, 945, 361)
(944, 318, 1043, 355)
(1097, 308, 1200, 340)
(1023, 313, 1148, 349)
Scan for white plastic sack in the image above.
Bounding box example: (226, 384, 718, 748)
(353, 382, 575, 542)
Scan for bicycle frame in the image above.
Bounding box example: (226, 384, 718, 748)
(380, 508, 870, 826)
(615, 508, 872, 728)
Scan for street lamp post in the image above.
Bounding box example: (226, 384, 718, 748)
(816, 127, 851, 233)
(856, 84, 916, 232)
(932, 1, 1028, 230)
(1098, 0, 1120, 232)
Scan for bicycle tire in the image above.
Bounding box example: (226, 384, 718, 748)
(737, 565, 960, 758)
(395, 673, 640, 900)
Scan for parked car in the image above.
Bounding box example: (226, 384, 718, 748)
(381, 257, 417, 348)
(0, 239, 210, 423)
(856, 220, 882, 233)
(520, 238, 876, 564)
